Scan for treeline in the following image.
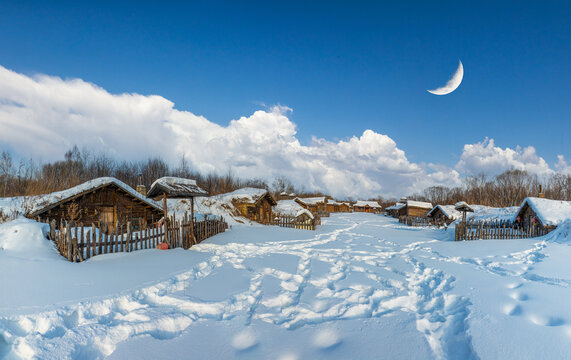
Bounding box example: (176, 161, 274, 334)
(408, 170, 571, 207)
(0, 146, 271, 198)
(1, 148, 570, 207)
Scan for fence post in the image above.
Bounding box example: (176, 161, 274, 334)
(126, 222, 132, 252)
(65, 222, 72, 261)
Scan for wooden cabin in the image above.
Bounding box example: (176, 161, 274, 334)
(400, 200, 433, 218)
(326, 201, 341, 213)
(353, 201, 382, 214)
(218, 187, 277, 224)
(427, 205, 461, 225)
(295, 197, 328, 214)
(274, 200, 314, 222)
(28, 177, 163, 232)
(385, 203, 405, 218)
(512, 197, 571, 233)
(338, 202, 352, 213)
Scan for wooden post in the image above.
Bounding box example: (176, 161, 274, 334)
(126, 222, 131, 252)
(66, 222, 72, 261)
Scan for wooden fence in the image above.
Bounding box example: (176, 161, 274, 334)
(455, 219, 549, 241)
(273, 215, 321, 230)
(399, 216, 431, 227)
(46, 214, 228, 262)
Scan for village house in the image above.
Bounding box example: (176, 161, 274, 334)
(427, 205, 462, 225)
(385, 203, 405, 218)
(353, 201, 382, 214)
(215, 187, 277, 224)
(338, 202, 352, 213)
(295, 197, 328, 214)
(399, 200, 433, 218)
(512, 197, 571, 233)
(274, 199, 314, 223)
(28, 177, 163, 232)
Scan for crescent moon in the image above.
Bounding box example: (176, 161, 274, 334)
(427, 60, 463, 95)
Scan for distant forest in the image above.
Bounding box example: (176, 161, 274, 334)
(0, 146, 569, 207)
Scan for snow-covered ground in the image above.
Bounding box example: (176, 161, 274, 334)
(1, 213, 570, 359)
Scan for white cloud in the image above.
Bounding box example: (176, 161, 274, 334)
(0, 66, 562, 199)
(455, 138, 553, 177)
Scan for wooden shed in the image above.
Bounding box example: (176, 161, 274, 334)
(512, 197, 571, 232)
(28, 177, 163, 232)
(353, 201, 382, 214)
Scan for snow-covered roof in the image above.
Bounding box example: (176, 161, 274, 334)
(406, 200, 432, 209)
(513, 197, 571, 227)
(466, 205, 519, 222)
(217, 187, 276, 205)
(386, 203, 405, 211)
(147, 177, 208, 198)
(295, 197, 327, 205)
(354, 201, 382, 208)
(274, 200, 314, 219)
(427, 205, 462, 220)
(28, 177, 162, 217)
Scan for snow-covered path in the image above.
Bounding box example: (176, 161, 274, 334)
(1, 214, 570, 359)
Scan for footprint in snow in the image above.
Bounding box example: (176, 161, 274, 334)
(506, 282, 522, 289)
(529, 314, 565, 327)
(502, 303, 522, 316)
(509, 291, 529, 301)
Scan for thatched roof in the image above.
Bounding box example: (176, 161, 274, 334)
(147, 177, 208, 198)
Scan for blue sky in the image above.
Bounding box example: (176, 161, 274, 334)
(0, 1, 570, 197)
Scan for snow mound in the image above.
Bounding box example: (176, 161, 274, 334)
(231, 329, 258, 351)
(0, 218, 58, 260)
(544, 219, 571, 244)
(313, 328, 341, 349)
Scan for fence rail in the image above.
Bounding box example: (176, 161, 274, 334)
(273, 215, 321, 230)
(46, 214, 228, 262)
(455, 220, 549, 241)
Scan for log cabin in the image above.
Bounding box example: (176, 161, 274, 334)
(353, 201, 382, 214)
(427, 205, 461, 225)
(274, 199, 314, 222)
(400, 200, 433, 217)
(28, 177, 163, 232)
(295, 197, 328, 214)
(385, 203, 405, 218)
(218, 187, 277, 224)
(512, 197, 571, 233)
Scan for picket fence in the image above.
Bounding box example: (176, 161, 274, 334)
(273, 215, 321, 230)
(46, 214, 228, 262)
(455, 219, 549, 241)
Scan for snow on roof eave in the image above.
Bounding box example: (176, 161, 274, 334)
(29, 177, 162, 217)
(147, 177, 208, 198)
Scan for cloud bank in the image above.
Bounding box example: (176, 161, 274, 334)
(0, 66, 565, 198)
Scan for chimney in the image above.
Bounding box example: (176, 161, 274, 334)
(136, 174, 147, 197)
(538, 184, 544, 198)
